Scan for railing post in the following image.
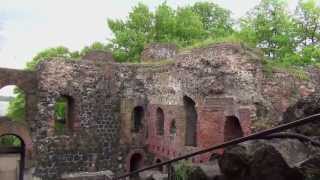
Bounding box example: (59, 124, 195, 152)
(167, 163, 174, 180)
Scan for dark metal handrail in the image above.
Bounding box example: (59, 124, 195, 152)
(114, 113, 320, 180)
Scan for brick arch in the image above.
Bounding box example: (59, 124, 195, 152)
(0, 68, 37, 94)
(126, 149, 146, 172)
(0, 117, 33, 159)
(223, 115, 244, 141)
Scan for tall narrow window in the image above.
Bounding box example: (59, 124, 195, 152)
(224, 116, 244, 141)
(183, 96, 197, 146)
(156, 108, 164, 135)
(54, 96, 75, 134)
(132, 106, 144, 133)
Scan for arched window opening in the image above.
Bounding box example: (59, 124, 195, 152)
(183, 96, 197, 147)
(129, 153, 143, 179)
(156, 108, 164, 135)
(224, 116, 244, 141)
(170, 119, 176, 135)
(155, 159, 163, 172)
(0, 134, 25, 180)
(0, 85, 25, 122)
(132, 106, 144, 133)
(54, 95, 75, 134)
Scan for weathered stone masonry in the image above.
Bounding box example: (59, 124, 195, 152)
(0, 43, 319, 179)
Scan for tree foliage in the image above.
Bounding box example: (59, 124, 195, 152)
(294, 0, 320, 64)
(107, 2, 233, 62)
(80, 42, 110, 57)
(240, 0, 320, 66)
(240, 0, 296, 59)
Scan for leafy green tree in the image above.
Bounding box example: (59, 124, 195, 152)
(175, 7, 204, 46)
(108, 3, 154, 62)
(6, 88, 25, 122)
(0, 135, 21, 147)
(240, 0, 296, 59)
(107, 2, 232, 61)
(294, 0, 320, 64)
(154, 3, 176, 42)
(191, 2, 234, 37)
(295, 0, 320, 46)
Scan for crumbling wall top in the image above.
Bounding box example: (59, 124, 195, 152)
(141, 43, 177, 62)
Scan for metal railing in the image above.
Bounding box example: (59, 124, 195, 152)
(114, 113, 320, 180)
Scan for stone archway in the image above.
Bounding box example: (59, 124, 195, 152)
(0, 117, 32, 160)
(0, 117, 32, 180)
(0, 134, 25, 180)
(128, 152, 144, 180)
(0, 68, 36, 95)
(130, 153, 143, 172)
(224, 116, 244, 141)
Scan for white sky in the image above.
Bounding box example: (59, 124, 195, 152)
(0, 0, 300, 70)
(0, 0, 261, 70)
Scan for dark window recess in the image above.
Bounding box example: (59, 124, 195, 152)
(183, 96, 197, 146)
(156, 108, 165, 135)
(132, 106, 144, 133)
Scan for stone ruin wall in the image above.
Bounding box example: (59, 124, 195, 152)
(0, 43, 319, 179)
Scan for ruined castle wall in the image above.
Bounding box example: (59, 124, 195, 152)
(32, 60, 124, 179)
(2, 43, 317, 179)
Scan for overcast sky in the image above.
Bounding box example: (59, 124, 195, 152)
(0, 0, 262, 70)
(0, 0, 301, 70)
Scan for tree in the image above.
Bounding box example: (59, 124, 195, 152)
(6, 88, 25, 122)
(240, 0, 296, 59)
(107, 2, 233, 61)
(295, 0, 320, 46)
(154, 2, 176, 42)
(175, 7, 204, 46)
(294, 0, 320, 64)
(191, 2, 234, 38)
(108, 3, 154, 62)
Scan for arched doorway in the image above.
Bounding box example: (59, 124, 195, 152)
(0, 117, 33, 180)
(129, 153, 143, 179)
(0, 134, 25, 180)
(183, 96, 197, 146)
(224, 116, 244, 141)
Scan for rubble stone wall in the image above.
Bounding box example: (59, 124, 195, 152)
(0, 43, 319, 179)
